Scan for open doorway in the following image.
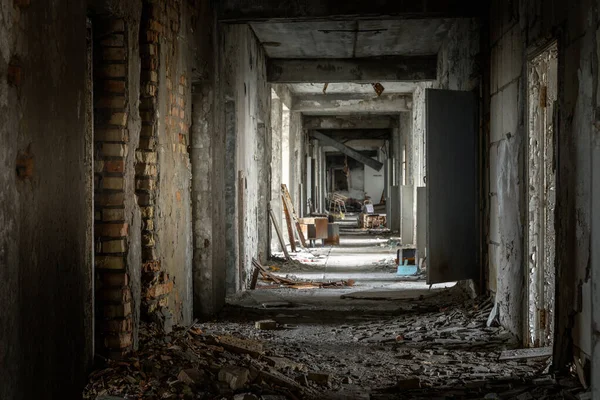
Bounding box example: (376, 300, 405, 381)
(526, 42, 558, 348)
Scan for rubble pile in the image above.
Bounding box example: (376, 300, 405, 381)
(83, 324, 321, 400)
(84, 292, 587, 400)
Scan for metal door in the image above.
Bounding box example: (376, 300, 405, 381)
(426, 89, 479, 284)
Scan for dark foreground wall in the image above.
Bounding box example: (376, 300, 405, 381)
(0, 1, 94, 399)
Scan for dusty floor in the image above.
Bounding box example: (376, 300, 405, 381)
(85, 219, 586, 399)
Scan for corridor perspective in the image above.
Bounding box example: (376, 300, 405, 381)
(1, 0, 600, 399)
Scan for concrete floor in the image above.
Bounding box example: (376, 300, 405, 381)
(84, 218, 584, 399)
(262, 214, 455, 304)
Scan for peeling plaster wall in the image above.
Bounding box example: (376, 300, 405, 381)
(270, 95, 283, 252)
(0, 2, 93, 398)
(488, 1, 526, 339)
(190, 0, 227, 317)
(222, 24, 271, 290)
(488, 0, 598, 367)
(152, 1, 194, 326)
(288, 111, 305, 215)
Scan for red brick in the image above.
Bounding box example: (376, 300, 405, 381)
(100, 34, 124, 47)
(139, 137, 156, 150)
(95, 256, 125, 270)
(145, 30, 159, 43)
(102, 80, 126, 94)
(135, 163, 157, 177)
(96, 192, 124, 207)
(142, 232, 155, 247)
(104, 160, 125, 173)
(142, 261, 161, 273)
(99, 287, 132, 303)
(141, 44, 157, 56)
(98, 64, 126, 79)
(137, 192, 154, 206)
(95, 96, 126, 109)
(140, 125, 155, 138)
(102, 48, 126, 61)
(104, 332, 133, 349)
(102, 317, 133, 333)
(96, 128, 129, 143)
(102, 208, 125, 222)
(101, 272, 129, 287)
(95, 223, 129, 238)
(146, 282, 174, 299)
(148, 20, 163, 33)
(143, 247, 157, 261)
(103, 301, 132, 319)
(97, 19, 125, 35)
(136, 178, 156, 191)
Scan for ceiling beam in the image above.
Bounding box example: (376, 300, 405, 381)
(312, 131, 384, 171)
(311, 129, 391, 141)
(218, 0, 483, 22)
(292, 93, 412, 114)
(304, 115, 396, 130)
(268, 56, 436, 83)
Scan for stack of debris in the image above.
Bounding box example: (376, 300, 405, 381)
(250, 259, 354, 290)
(84, 324, 322, 399)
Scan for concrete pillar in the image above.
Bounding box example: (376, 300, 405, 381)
(592, 92, 600, 396)
(270, 96, 283, 253)
(191, 84, 215, 316)
(224, 100, 239, 294)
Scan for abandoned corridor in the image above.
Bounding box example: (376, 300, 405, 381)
(0, 0, 599, 399)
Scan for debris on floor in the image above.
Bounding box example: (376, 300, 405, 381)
(83, 323, 321, 400)
(251, 258, 355, 289)
(84, 290, 586, 400)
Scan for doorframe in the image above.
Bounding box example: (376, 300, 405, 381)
(524, 38, 560, 349)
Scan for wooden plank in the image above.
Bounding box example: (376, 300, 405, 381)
(281, 184, 307, 247)
(311, 131, 384, 171)
(281, 194, 297, 252)
(498, 347, 553, 361)
(268, 204, 290, 260)
(250, 262, 260, 290)
(238, 171, 245, 291)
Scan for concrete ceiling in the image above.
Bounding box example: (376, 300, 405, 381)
(287, 82, 417, 94)
(251, 19, 452, 58)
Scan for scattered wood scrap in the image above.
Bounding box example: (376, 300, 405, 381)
(499, 347, 553, 361)
(251, 258, 354, 289)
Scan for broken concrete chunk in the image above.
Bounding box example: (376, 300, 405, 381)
(296, 374, 309, 386)
(255, 319, 277, 330)
(177, 368, 204, 385)
(218, 335, 264, 358)
(218, 366, 250, 390)
(260, 368, 305, 391)
(263, 356, 304, 371)
(307, 371, 331, 386)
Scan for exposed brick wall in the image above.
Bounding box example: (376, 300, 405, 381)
(137, 0, 190, 323)
(93, 17, 133, 356)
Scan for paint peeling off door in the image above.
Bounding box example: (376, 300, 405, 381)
(426, 89, 479, 284)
